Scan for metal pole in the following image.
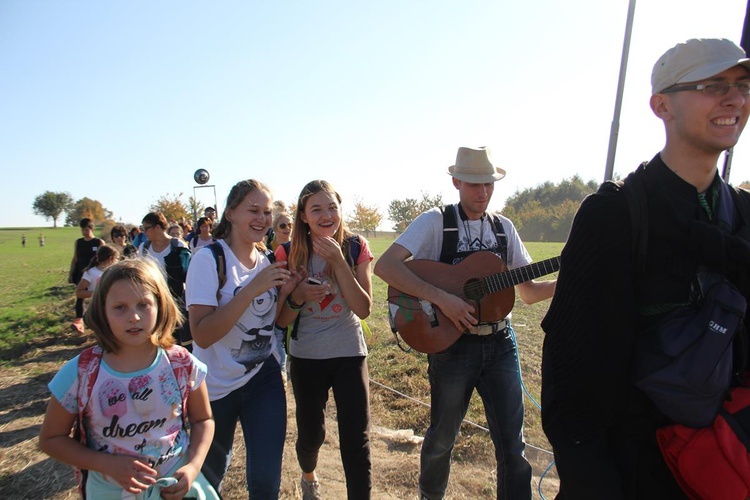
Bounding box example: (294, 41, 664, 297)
(724, 0, 750, 183)
(722, 148, 733, 182)
(604, 0, 637, 182)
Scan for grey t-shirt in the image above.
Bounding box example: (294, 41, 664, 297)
(282, 237, 374, 360)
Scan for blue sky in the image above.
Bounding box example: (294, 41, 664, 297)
(2, 0, 749, 229)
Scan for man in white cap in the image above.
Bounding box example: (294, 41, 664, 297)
(542, 38, 750, 498)
(375, 146, 556, 500)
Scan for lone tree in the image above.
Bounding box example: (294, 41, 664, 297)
(151, 193, 191, 223)
(32, 191, 73, 228)
(65, 197, 113, 227)
(388, 192, 443, 232)
(346, 198, 383, 237)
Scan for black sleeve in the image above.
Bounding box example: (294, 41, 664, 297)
(542, 190, 638, 445)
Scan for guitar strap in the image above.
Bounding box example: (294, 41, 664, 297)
(439, 204, 507, 265)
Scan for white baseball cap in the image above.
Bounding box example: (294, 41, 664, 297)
(651, 38, 750, 94)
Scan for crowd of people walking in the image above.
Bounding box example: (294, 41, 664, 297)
(36, 36, 750, 500)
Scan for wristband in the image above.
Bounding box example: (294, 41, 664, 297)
(286, 295, 304, 310)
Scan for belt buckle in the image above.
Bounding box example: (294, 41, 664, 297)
(472, 319, 507, 336)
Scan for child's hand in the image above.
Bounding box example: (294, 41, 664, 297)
(103, 454, 157, 493)
(312, 236, 345, 266)
(160, 463, 198, 499)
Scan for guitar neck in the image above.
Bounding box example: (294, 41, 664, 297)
(486, 256, 560, 292)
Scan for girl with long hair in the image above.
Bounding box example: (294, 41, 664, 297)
(276, 179, 374, 500)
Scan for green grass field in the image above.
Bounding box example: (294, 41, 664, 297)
(0, 227, 82, 357)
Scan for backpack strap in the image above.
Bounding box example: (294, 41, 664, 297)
(142, 239, 151, 255)
(164, 345, 193, 431)
(74, 345, 104, 498)
(599, 162, 649, 273)
(207, 242, 226, 301)
(439, 204, 459, 264)
(342, 235, 361, 268)
(489, 214, 508, 262)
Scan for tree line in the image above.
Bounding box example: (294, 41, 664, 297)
(32, 191, 205, 228)
(32, 177, 750, 241)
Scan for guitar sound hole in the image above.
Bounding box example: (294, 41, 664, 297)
(463, 278, 485, 301)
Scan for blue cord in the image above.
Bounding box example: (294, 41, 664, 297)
(508, 326, 555, 500)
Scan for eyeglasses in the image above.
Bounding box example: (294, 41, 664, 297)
(142, 225, 155, 231)
(112, 233, 126, 238)
(662, 81, 750, 96)
(278, 223, 293, 229)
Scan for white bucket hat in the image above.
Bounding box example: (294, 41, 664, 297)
(447, 147, 506, 183)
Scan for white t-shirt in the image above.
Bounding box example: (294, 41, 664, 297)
(394, 206, 531, 268)
(185, 240, 279, 401)
(81, 266, 105, 292)
(191, 236, 213, 253)
(138, 238, 189, 268)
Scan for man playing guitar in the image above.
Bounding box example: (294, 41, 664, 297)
(374, 146, 556, 500)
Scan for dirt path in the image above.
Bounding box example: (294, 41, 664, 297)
(0, 333, 558, 499)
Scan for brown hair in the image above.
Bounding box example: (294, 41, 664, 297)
(288, 180, 353, 276)
(84, 259, 181, 353)
(213, 179, 272, 251)
(84, 244, 121, 272)
(142, 212, 169, 230)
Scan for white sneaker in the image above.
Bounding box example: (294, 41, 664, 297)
(300, 475, 321, 500)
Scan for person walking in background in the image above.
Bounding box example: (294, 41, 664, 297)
(204, 206, 217, 221)
(131, 225, 147, 248)
(40, 258, 217, 499)
(276, 180, 374, 500)
(75, 244, 120, 301)
(541, 38, 750, 498)
(21, 234, 26, 248)
(186, 179, 293, 498)
(270, 211, 294, 385)
(269, 211, 293, 252)
(38, 232, 45, 247)
(190, 217, 214, 253)
(68, 218, 106, 334)
(374, 147, 556, 500)
(139, 212, 193, 350)
(168, 223, 186, 242)
(110, 224, 137, 259)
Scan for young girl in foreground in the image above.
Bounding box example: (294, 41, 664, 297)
(40, 259, 217, 500)
(276, 180, 374, 500)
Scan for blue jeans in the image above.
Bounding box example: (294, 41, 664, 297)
(202, 356, 286, 499)
(274, 325, 288, 374)
(419, 326, 531, 500)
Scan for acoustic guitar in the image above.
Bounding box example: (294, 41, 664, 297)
(387, 251, 560, 353)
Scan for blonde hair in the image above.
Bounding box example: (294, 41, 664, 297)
(84, 259, 181, 353)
